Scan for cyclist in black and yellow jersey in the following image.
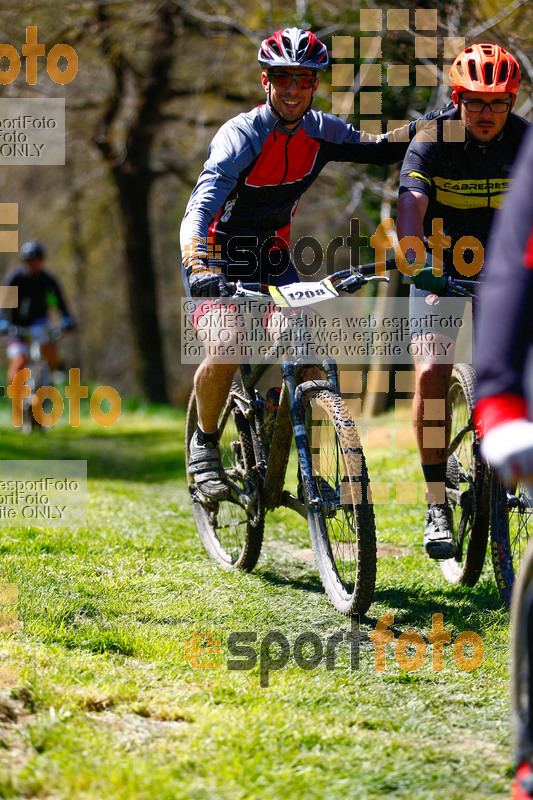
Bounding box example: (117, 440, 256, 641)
(396, 43, 530, 558)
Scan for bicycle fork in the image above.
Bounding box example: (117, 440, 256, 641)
(281, 360, 337, 513)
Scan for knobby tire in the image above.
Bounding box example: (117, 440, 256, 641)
(440, 364, 489, 585)
(303, 389, 376, 616)
(185, 387, 264, 571)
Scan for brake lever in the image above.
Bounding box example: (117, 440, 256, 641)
(365, 275, 390, 284)
(336, 275, 364, 292)
(338, 274, 389, 292)
(232, 280, 263, 299)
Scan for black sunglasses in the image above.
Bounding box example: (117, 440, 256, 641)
(460, 98, 512, 113)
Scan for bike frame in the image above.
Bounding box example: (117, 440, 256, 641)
(9, 323, 64, 431)
(216, 267, 385, 521)
(225, 320, 341, 521)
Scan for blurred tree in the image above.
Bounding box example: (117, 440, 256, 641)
(89, 0, 261, 402)
(91, 1, 182, 403)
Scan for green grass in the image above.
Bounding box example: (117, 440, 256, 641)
(0, 406, 513, 798)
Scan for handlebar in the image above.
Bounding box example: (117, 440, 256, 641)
(354, 257, 398, 276)
(444, 278, 477, 297)
(232, 267, 390, 299)
(229, 259, 478, 302)
(400, 274, 478, 297)
(354, 255, 479, 298)
(0, 322, 69, 341)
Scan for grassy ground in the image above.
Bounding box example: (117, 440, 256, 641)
(0, 404, 512, 799)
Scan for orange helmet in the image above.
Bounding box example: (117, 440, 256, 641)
(449, 43, 521, 95)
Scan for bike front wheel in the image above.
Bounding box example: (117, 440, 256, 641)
(304, 389, 376, 617)
(491, 478, 533, 607)
(185, 387, 264, 571)
(440, 363, 489, 585)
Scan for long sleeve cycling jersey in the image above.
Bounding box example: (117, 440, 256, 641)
(1, 265, 70, 326)
(180, 102, 415, 284)
(399, 102, 529, 280)
(474, 126, 533, 434)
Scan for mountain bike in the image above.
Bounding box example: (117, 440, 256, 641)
(185, 268, 386, 616)
(6, 323, 65, 432)
(410, 278, 491, 586)
(421, 278, 532, 604)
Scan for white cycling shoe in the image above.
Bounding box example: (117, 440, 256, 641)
(189, 432, 229, 499)
(423, 503, 455, 559)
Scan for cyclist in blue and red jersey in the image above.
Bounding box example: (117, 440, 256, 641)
(397, 43, 529, 558)
(181, 27, 423, 498)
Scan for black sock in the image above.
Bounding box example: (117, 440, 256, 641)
(197, 425, 219, 446)
(421, 462, 447, 506)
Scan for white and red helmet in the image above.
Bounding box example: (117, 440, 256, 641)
(258, 28, 328, 71)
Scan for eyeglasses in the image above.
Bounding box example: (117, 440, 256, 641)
(461, 98, 512, 113)
(267, 71, 318, 90)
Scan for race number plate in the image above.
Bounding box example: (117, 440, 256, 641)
(268, 279, 338, 308)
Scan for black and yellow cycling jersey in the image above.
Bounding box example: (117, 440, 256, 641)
(399, 102, 530, 279)
(0, 264, 70, 326)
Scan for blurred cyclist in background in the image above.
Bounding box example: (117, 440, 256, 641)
(1, 240, 75, 383)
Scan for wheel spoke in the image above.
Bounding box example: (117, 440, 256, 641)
(491, 477, 533, 606)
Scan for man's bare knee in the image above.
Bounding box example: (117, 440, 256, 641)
(265, 310, 287, 342)
(8, 357, 26, 384)
(194, 361, 236, 389)
(196, 307, 246, 363)
(415, 363, 451, 399)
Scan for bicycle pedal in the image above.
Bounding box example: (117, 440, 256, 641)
(189, 485, 221, 508)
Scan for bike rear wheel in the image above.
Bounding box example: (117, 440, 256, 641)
(440, 363, 489, 585)
(185, 387, 264, 571)
(491, 478, 533, 607)
(304, 389, 376, 617)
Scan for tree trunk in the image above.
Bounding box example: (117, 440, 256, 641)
(114, 167, 168, 404)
